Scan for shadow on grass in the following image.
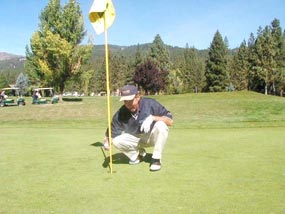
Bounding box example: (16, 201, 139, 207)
(91, 142, 152, 168)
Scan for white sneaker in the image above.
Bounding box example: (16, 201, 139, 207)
(129, 157, 140, 165)
(149, 159, 161, 171)
(129, 148, 146, 165)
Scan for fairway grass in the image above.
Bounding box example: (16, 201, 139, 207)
(0, 92, 284, 213)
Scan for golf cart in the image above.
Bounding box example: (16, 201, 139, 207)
(0, 87, 26, 107)
(32, 87, 59, 104)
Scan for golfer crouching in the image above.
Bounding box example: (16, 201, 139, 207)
(103, 85, 173, 171)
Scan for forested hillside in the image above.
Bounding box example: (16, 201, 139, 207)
(0, 44, 208, 89)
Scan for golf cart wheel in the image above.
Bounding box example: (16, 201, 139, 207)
(18, 102, 25, 106)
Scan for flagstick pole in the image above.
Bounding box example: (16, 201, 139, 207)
(104, 13, 113, 174)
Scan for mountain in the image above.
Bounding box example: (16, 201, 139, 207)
(0, 52, 25, 61)
(91, 44, 209, 62)
(0, 52, 25, 74)
(0, 43, 210, 74)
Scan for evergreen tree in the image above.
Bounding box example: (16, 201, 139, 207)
(167, 68, 184, 94)
(123, 63, 135, 86)
(230, 40, 249, 90)
(183, 44, 205, 93)
(110, 54, 128, 92)
(148, 34, 170, 93)
(125, 44, 144, 86)
(182, 44, 193, 92)
(278, 31, 285, 95)
(247, 32, 260, 91)
(254, 26, 276, 95)
(94, 50, 111, 93)
(25, 0, 92, 94)
(93, 66, 106, 94)
(149, 34, 170, 71)
(15, 72, 29, 96)
(224, 36, 229, 48)
(205, 30, 229, 92)
(0, 73, 9, 89)
(270, 19, 285, 95)
(134, 44, 144, 66)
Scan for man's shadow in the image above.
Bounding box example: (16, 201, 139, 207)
(91, 142, 152, 168)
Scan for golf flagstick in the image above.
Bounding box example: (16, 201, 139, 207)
(104, 14, 113, 173)
(89, 0, 116, 173)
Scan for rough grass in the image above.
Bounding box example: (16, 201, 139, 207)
(0, 91, 284, 213)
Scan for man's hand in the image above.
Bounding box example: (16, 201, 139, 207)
(103, 136, 110, 151)
(140, 115, 154, 133)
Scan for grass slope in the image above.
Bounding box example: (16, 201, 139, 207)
(0, 91, 284, 213)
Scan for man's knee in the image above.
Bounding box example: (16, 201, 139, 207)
(153, 121, 169, 132)
(112, 133, 140, 149)
(112, 135, 124, 148)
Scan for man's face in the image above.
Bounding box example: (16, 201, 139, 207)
(124, 95, 140, 112)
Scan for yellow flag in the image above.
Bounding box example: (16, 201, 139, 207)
(89, 0, 116, 35)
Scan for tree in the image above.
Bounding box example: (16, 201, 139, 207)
(205, 30, 229, 92)
(148, 34, 170, 93)
(134, 44, 144, 66)
(254, 26, 276, 95)
(182, 44, 205, 93)
(0, 73, 8, 89)
(133, 59, 162, 94)
(247, 32, 259, 91)
(224, 36, 229, 48)
(270, 19, 285, 95)
(110, 54, 129, 92)
(25, 0, 92, 94)
(167, 68, 184, 94)
(15, 72, 29, 96)
(230, 40, 249, 90)
(149, 35, 171, 71)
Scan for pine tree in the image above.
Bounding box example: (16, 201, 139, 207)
(255, 26, 276, 95)
(0, 73, 9, 89)
(270, 19, 285, 95)
(230, 40, 249, 90)
(167, 68, 184, 94)
(134, 44, 144, 66)
(247, 32, 258, 91)
(110, 54, 128, 92)
(15, 72, 29, 96)
(126, 44, 144, 86)
(205, 30, 229, 92)
(148, 34, 170, 93)
(149, 34, 170, 71)
(183, 44, 205, 93)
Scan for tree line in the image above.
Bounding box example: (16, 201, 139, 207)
(71, 18, 285, 96)
(1, 0, 285, 97)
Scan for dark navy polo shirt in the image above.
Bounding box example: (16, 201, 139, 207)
(110, 97, 172, 138)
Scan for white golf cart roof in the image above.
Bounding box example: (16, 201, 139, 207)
(33, 87, 54, 91)
(2, 87, 20, 90)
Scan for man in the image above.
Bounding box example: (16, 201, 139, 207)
(104, 85, 173, 171)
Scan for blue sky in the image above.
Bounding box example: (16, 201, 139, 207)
(0, 0, 285, 56)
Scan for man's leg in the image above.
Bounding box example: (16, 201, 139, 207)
(147, 121, 169, 160)
(112, 133, 141, 162)
(142, 121, 169, 171)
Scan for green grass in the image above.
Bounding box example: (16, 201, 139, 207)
(0, 91, 285, 213)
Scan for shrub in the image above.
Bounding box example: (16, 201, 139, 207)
(62, 97, 83, 102)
